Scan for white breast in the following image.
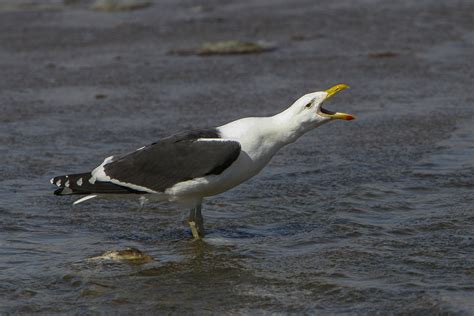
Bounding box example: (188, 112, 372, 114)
(165, 117, 286, 200)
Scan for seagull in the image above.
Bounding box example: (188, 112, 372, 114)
(51, 84, 355, 239)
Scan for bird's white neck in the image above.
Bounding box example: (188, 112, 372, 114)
(270, 109, 311, 145)
(219, 109, 322, 160)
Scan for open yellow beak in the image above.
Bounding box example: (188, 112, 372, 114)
(322, 84, 355, 120)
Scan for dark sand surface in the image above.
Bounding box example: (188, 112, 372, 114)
(1, 0, 473, 314)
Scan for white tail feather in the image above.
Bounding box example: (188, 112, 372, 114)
(73, 194, 98, 205)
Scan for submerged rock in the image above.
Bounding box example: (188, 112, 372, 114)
(80, 286, 105, 298)
(95, 93, 107, 99)
(368, 51, 398, 58)
(89, 247, 153, 264)
(199, 40, 273, 55)
(170, 40, 275, 56)
(90, 0, 151, 12)
(0, 0, 64, 12)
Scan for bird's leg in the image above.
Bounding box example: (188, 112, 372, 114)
(188, 204, 205, 239)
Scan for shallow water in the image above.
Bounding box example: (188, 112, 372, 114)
(1, 0, 473, 314)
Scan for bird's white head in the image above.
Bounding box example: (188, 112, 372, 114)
(265, 84, 356, 145)
(220, 84, 355, 147)
(281, 84, 355, 131)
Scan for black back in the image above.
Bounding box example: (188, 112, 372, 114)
(103, 129, 241, 192)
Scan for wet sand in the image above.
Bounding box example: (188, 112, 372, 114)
(1, 0, 473, 314)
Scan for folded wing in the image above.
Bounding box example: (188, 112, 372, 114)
(98, 130, 241, 193)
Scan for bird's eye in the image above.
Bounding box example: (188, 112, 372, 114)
(305, 102, 313, 109)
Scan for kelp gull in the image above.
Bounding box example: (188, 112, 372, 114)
(51, 84, 355, 238)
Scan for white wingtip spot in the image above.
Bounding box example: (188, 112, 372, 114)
(56, 179, 62, 186)
(65, 180, 70, 187)
(76, 178, 83, 186)
(50, 178, 54, 184)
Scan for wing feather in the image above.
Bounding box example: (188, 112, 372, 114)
(102, 133, 241, 192)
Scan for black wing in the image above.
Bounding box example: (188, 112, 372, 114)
(102, 129, 241, 192)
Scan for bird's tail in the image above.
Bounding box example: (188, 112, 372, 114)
(50, 172, 141, 195)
